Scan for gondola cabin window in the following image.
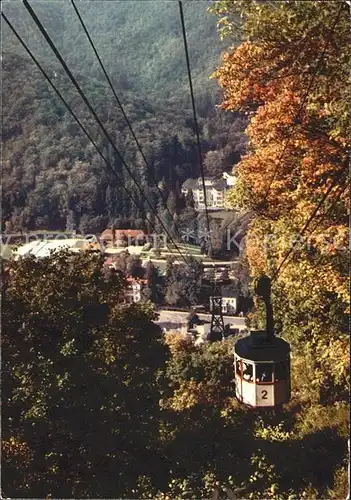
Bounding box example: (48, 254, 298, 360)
(242, 362, 253, 382)
(235, 358, 254, 382)
(256, 363, 273, 383)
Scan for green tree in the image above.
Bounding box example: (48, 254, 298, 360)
(164, 258, 203, 307)
(144, 261, 161, 303)
(166, 191, 177, 215)
(2, 251, 168, 498)
(126, 254, 143, 278)
(185, 188, 195, 209)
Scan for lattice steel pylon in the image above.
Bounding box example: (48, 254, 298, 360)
(209, 281, 225, 342)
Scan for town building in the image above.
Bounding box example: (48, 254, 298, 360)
(221, 296, 238, 315)
(100, 229, 146, 246)
(104, 257, 148, 304)
(181, 172, 236, 210)
(209, 286, 238, 315)
(125, 277, 148, 303)
(14, 238, 92, 259)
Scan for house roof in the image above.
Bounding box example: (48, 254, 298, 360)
(116, 230, 145, 239)
(100, 229, 114, 240)
(212, 178, 227, 190)
(182, 178, 198, 190)
(15, 238, 90, 258)
(100, 229, 146, 240)
(182, 176, 228, 191)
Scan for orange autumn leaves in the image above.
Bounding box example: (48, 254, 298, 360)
(212, 2, 349, 216)
(215, 64, 347, 216)
(211, 1, 349, 389)
(212, 0, 349, 250)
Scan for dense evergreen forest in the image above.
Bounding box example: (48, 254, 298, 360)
(2, 1, 246, 233)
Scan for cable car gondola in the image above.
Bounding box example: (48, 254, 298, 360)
(234, 275, 291, 408)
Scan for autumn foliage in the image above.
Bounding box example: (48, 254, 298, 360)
(208, 4, 350, 496)
(211, 0, 350, 396)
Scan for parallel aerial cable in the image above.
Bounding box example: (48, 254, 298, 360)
(300, 181, 350, 275)
(70, 0, 183, 241)
(2, 11, 189, 267)
(178, 1, 212, 252)
(272, 164, 349, 281)
(261, 3, 345, 208)
(21, 0, 191, 266)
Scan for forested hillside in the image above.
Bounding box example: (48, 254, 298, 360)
(2, 1, 246, 233)
(3, 0, 225, 102)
